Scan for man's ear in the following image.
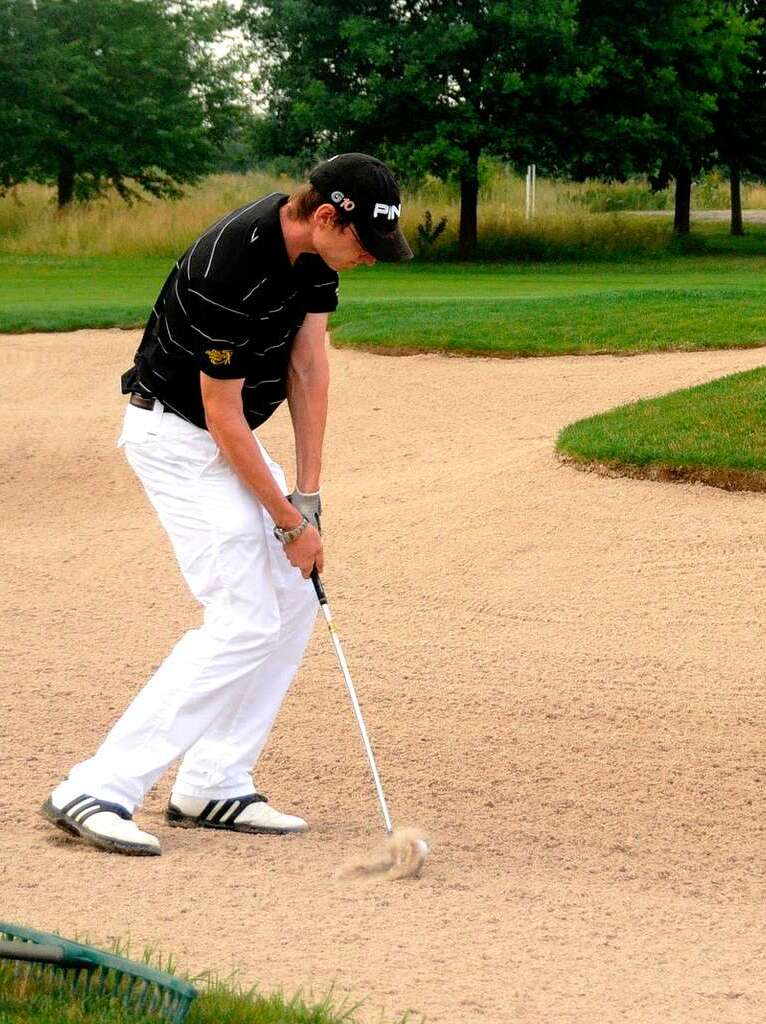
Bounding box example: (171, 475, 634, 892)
(313, 203, 339, 229)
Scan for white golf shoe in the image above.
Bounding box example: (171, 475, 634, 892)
(41, 789, 161, 856)
(166, 792, 308, 834)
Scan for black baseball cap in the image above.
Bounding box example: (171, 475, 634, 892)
(309, 153, 413, 263)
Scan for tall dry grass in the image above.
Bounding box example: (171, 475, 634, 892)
(1, 165, 763, 261)
(0, 173, 293, 258)
(399, 171, 673, 260)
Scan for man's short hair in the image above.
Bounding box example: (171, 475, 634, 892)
(288, 183, 351, 225)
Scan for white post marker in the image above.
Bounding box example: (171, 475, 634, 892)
(526, 164, 537, 220)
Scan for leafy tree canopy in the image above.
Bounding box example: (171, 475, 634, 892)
(570, 1, 753, 187)
(242, 0, 586, 254)
(0, 0, 247, 206)
(715, 1, 766, 175)
(244, 0, 758, 242)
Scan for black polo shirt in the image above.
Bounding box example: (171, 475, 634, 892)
(121, 192, 339, 430)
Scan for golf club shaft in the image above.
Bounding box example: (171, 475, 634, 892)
(311, 569, 394, 834)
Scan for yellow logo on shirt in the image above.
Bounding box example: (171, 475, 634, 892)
(206, 349, 232, 366)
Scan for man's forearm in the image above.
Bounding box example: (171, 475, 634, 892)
(287, 355, 329, 493)
(206, 404, 302, 529)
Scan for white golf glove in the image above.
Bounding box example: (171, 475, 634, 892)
(289, 489, 322, 534)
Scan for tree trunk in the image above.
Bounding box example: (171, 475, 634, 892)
(673, 167, 692, 234)
(458, 149, 480, 259)
(57, 150, 75, 208)
(730, 161, 744, 236)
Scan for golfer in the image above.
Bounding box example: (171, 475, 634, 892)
(42, 154, 413, 856)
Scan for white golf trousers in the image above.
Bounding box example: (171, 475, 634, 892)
(66, 400, 317, 813)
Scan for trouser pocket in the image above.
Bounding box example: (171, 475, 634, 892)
(117, 401, 164, 447)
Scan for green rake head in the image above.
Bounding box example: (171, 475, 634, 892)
(0, 922, 198, 1023)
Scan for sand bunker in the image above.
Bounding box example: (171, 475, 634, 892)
(1, 330, 764, 1023)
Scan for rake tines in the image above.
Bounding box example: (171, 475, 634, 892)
(0, 922, 198, 1023)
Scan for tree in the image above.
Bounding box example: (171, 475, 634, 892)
(0, 1, 40, 194)
(0, 0, 246, 207)
(570, 0, 752, 234)
(241, 0, 584, 256)
(714, 1, 766, 234)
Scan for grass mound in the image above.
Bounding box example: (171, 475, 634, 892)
(0, 959, 374, 1024)
(556, 367, 766, 491)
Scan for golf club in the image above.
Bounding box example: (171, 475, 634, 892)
(310, 568, 429, 879)
(310, 567, 394, 833)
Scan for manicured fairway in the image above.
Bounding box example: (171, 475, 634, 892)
(1, 245, 766, 356)
(557, 366, 766, 490)
(0, 255, 172, 333)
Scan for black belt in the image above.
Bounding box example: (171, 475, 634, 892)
(129, 393, 155, 410)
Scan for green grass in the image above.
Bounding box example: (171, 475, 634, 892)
(0, 985, 361, 1024)
(556, 367, 766, 491)
(0, 962, 388, 1024)
(331, 249, 766, 356)
(2, 229, 766, 357)
(0, 255, 171, 333)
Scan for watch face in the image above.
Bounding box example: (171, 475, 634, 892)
(274, 519, 307, 544)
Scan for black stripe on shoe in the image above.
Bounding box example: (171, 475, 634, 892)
(197, 794, 267, 823)
(219, 800, 241, 824)
(210, 799, 236, 823)
(60, 795, 132, 820)
(40, 796, 159, 857)
(165, 792, 276, 832)
(200, 799, 222, 821)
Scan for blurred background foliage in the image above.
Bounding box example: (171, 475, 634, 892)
(2, 0, 766, 258)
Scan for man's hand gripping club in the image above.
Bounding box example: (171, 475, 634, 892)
(278, 489, 323, 579)
(278, 514, 323, 579)
(200, 374, 324, 579)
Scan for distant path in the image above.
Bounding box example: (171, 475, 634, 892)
(2, 330, 764, 1024)
(626, 208, 766, 222)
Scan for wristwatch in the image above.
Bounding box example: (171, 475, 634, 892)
(273, 517, 309, 545)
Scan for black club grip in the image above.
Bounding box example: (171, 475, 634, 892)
(310, 568, 328, 605)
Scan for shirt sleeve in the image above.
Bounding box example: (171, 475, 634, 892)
(296, 256, 340, 314)
(305, 277, 340, 314)
(170, 272, 255, 379)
